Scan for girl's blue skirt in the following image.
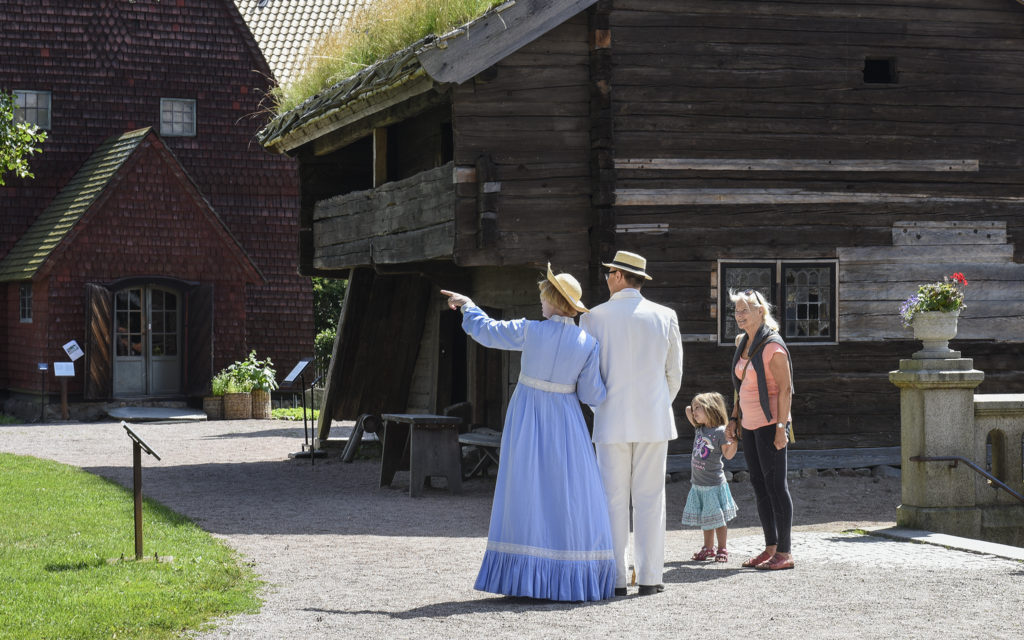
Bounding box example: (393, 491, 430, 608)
(681, 482, 738, 530)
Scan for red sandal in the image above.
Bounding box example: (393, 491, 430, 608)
(741, 550, 773, 568)
(691, 546, 716, 561)
(715, 548, 729, 563)
(756, 553, 795, 570)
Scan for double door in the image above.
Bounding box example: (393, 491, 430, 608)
(112, 286, 181, 396)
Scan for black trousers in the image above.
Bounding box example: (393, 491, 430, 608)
(742, 424, 794, 553)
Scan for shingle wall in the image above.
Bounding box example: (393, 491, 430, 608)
(0, 0, 312, 392)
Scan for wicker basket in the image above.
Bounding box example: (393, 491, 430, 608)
(202, 396, 224, 420)
(223, 392, 252, 420)
(251, 389, 272, 419)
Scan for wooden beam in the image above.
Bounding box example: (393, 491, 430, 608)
(614, 189, 1024, 206)
(270, 73, 437, 155)
(317, 267, 367, 443)
(614, 158, 980, 172)
(310, 88, 449, 157)
(417, 0, 601, 85)
(372, 127, 387, 188)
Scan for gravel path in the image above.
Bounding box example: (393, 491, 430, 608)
(2, 419, 1022, 640)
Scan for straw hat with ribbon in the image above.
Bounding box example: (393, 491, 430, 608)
(602, 250, 653, 280)
(546, 263, 588, 313)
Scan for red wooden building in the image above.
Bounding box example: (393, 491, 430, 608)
(0, 0, 312, 414)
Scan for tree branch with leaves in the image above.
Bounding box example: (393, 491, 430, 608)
(1, 91, 47, 186)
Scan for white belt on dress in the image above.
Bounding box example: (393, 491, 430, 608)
(518, 374, 575, 394)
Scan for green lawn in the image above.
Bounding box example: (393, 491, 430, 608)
(0, 453, 261, 640)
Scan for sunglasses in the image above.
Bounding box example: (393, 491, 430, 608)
(604, 270, 619, 281)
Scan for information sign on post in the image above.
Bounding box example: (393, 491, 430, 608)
(122, 422, 161, 560)
(284, 358, 312, 384)
(54, 362, 75, 419)
(62, 340, 84, 361)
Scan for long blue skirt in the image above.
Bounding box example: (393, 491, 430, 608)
(474, 384, 615, 601)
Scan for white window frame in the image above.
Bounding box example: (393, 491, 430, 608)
(19, 283, 33, 323)
(14, 90, 51, 130)
(160, 98, 196, 137)
(718, 259, 839, 346)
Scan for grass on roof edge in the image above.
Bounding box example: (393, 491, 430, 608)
(270, 0, 506, 116)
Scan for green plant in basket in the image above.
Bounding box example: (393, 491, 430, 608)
(225, 351, 277, 392)
(210, 371, 231, 396)
(898, 272, 968, 327)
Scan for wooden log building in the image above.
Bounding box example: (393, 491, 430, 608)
(258, 0, 1024, 450)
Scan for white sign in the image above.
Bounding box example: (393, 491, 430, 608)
(54, 362, 75, 377)
(63, 340, 84, 361)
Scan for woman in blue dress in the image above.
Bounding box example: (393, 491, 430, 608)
(441, 265, 615, 601)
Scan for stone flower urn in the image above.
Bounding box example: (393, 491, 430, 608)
(911, 309, 960, 359)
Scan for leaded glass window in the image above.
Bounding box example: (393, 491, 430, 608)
(719, 260, 837, 344)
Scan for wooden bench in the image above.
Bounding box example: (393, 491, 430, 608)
(458, 428, 501, 479)
(376, 413, 463, 497)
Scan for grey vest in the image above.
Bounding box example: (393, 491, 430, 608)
(730, 325, 794, 423)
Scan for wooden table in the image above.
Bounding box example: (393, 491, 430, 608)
(379, 413, 463, 497)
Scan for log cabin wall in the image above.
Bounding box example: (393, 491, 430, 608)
(607, 0, 1024, 448)
(451, 14, 595, 272)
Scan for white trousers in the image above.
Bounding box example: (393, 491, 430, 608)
(596, 441, 668, 587)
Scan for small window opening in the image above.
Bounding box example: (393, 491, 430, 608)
(863, 58, 897, 84)
(19, 283, 33, 323)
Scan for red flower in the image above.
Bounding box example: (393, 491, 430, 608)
(950, 272, 968, 286)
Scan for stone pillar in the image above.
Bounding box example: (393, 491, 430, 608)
(889, 356, 984, 538)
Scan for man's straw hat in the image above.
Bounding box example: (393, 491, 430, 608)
(602, 250, 653, 280)
(546, 264, 588, 313)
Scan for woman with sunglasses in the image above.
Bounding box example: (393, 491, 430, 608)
(727, 288, 795, 570)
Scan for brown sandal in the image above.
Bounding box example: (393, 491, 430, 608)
(741, 550, 773, 568)
(756, 553, 795, 570)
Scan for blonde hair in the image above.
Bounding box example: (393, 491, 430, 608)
(538, 280, 578, 317)
(729, 287, 779, 332)
(691, 392, 729, 428)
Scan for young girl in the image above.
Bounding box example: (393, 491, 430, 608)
(682, 392, 739, 562)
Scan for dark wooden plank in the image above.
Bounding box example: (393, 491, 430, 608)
(667, 447, 902, 474)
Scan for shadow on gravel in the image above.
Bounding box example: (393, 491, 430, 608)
(663, 561, 743, 584)
(81, 459, 494, 538)
(303, 594, 617, 619)
(202, 427, 307, 439)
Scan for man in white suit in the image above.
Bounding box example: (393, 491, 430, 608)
(580, 250, 683, 596)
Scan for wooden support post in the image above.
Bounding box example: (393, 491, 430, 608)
(60, 378, 69, 420)
(373, 127, 387, 188)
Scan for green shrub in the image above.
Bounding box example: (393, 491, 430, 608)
(314, 328, 336, 378)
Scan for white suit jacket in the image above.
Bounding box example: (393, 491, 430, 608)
(580, 289, 683, 444)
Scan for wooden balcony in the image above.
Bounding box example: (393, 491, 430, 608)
(312, 162, 455, 270)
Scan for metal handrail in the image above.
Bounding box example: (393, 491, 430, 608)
(910, 455, 1024, 505)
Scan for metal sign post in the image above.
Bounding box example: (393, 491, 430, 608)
(122, 422, 161, 560)
(285, 359, 324, 465)
(36, 363, 48, 422)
